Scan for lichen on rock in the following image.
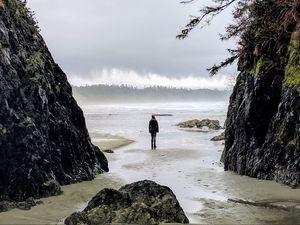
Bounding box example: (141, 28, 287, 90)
(65, 180, 189, 225)
(222, 23, 300, 187)
(285, 31, 300, 93)
(177, 119, 222, 130)
(0, 0, 108, 203)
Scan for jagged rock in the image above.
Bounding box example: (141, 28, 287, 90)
(0, 201, 17, 212)
(177, 119, 200, 128)
(65, 180, 189, 225)
(0, 0, 108, 203)
(17, 201, 31, 210)
(222, 66, 300, 187)
(0, 197, 43, 212)
(177, 119, 222, 130)
(41, 180, 62, 197)
(211, 132, 225, 141)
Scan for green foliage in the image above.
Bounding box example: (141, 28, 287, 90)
(255, 56, 274, 78)
(254, 55, 285, 79)
(30, 51, 45, 69)
(18, 48, 45, 70)
(178, 0, 300, 75)
(6, 0, 40, 31)
(284, 31, 300, 93)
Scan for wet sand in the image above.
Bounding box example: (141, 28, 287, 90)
(90, 132, 134, 151)
(0, 175, 122, 224)
(1, 131, 300, 225)
(0, 133, 132, 225)
(107, 141, 300, 225)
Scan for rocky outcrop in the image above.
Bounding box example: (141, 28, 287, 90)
(211, 132, 225, 141)
(222, 28, 300, 187)
(0, 197, 43, 212)
(65, 180, 189, 225)
(177, 119, 222, 130)
(0, 0, 108, 202)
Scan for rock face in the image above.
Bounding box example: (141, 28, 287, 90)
(0, 0, 108, 202)
(65, 180, 189, 225)
(177, 119, 222, 130)
(222, 29, 300, 187)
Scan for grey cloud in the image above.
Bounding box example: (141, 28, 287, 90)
(27, 0, 236, 79)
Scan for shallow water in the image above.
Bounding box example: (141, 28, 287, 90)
(0, 174, 122, 224)
(83, 101, 300, 224)
(1, 101, 300, 224)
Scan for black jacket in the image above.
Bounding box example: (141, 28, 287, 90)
(149, 119, 159, 133)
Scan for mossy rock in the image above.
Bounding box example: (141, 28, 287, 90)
(284, 31, 300, 93)
(30, 51, 45, 70)
(255, 55, 282, 78)
(177, 119, 222, 130)
(211, 132, 225, 141)
(65, 180, 189, 225)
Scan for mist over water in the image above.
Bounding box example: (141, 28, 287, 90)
(72, 85, 231, 105)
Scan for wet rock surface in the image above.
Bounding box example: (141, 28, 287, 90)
(211, 132, 225, 141)
(177, 119, 222, 130)
(65, 180, 189, 225)
(223, 70, 300, 187)
(0, 198, 43, 212)
(222, 18, 300, 188)
(0, 0, 108, 203)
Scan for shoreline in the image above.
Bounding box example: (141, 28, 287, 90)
(1, 128, 300, 225)
(90, 132, 134, 151)
(0, 132, 133, 225)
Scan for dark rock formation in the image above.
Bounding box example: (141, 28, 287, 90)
(211, 132, 225, 141)
(222, 29, 300, 187)
(65, 180, 189, 225)
(177, 119, 222, 130)
(0, 0, 108, 202)
(0, 197, 43, 213)
(103, 149, 114, 154)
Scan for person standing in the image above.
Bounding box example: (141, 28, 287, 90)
(149, 115, 159, 149)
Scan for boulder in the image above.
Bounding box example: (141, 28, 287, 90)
(211, 132, 225, 141)
(177, 119, 222, 130)
(177, 119, 200, 128)
(65, 180, 189, 225)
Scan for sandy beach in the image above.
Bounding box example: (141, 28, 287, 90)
(1, 102, 300, 225)
(108, 142, 300, 224)
(90, 132, 134, 151)
(0, 133, 132, 225)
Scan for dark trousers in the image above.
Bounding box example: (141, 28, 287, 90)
(151, 132, 157, 149)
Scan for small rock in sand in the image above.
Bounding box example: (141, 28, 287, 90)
(211, 132, 225, 141)
(103, 149, 114, 153)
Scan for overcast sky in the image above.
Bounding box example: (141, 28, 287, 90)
(26, 0, 237, 90)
